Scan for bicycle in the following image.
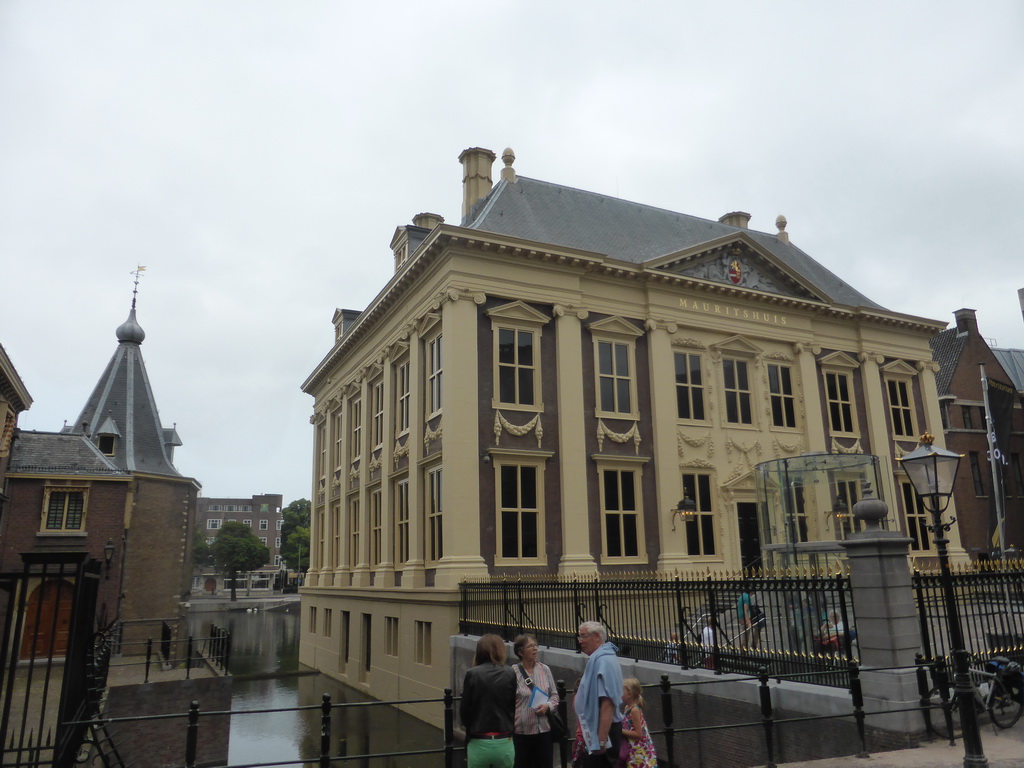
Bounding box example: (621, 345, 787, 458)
(922, 655, 1024, 740)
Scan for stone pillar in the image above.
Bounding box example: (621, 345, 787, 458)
(841, 529, 923, 731)
(648, 321, 686, 570)
(403, 328, 426, 588)
(554, 305, 597, 575)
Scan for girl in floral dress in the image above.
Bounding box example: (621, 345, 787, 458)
(619, 678, 657, 768)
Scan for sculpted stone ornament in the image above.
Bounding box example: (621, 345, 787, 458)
(852, 483, 888, 531)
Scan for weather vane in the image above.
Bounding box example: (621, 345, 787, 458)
(130, 265, 147, 309)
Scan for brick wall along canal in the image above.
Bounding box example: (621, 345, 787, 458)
(189, 602, 445, 767)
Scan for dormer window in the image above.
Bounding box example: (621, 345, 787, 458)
(98, 435, 117, 456)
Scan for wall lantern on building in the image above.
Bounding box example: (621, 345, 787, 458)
(103, 538, 115, 579)
(670, 495, 697, 531)
(898, 431, 986, 766)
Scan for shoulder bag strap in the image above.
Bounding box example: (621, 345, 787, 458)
(516, 663, 534, 688)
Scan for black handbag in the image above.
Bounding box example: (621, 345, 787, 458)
(517, 664, 565, 739)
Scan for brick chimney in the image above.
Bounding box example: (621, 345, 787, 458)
(719, 211, 751, 229)
(459, 147, 497, 219)
(954, 308, 979, 336)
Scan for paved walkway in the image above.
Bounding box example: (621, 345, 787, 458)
(764, 726, 1024, 767)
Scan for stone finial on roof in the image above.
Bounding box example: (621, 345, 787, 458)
(501, 147, 516, 183)
(115, 308, 146, 344)
(776, 215, 789, 243)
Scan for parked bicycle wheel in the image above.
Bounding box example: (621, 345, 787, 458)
(987, 678, 1024, 729)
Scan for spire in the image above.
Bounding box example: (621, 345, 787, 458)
(70, 267, 182, 476)
(116, 266, 146, 344)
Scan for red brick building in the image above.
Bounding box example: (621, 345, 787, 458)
(0, 301, 200, 646)
(930, 308, 1024, 559)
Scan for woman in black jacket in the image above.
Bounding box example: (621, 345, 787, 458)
(461, 633, 517, 768)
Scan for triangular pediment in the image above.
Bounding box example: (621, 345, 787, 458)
(710, 335, 763, 357)
(722, 469, 756, 492)
(587, 316, 644, 339)
(486, 301, 550, 327)
(650, 236, 823, 302)
(820, 351, 861, 370)
(881, 360, 917, 378)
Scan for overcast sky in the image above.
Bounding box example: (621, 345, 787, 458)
(2, 1, 1022, 505)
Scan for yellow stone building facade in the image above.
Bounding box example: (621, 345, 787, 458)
(299, 147, 961, 720)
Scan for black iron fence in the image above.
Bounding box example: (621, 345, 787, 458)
(460, 571, 857, 683)
(65, 659, 938, 768)
(106, 624, 232, 683)
(913, 559, 1024, 664)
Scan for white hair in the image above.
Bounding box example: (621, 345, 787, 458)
(578, 621, 607, 642)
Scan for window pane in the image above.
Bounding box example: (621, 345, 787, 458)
(690, 356, 702, 385)
(723, 360, 735, 388)
(501, 511, 518, 558)
(700, 515, 716, 555)
(614, 344, 629, 376)
(46, 493, 66, 529)
(498, 329, 515, 364)
(692, 389, 705, 420)
(623, 515, 638, 557)
(600, 378, 615, 412)
(500, 465, 518, 508)
(736, 361, 749, 389)
(677, 388, 691, 420)
(520, 467, 537, 509)
(499, 367, 516, 402)
(518, 331, 533, 366)
(685, 518, 700, 556)
(620, 472, 636, 511)
(519, 369, 534, 405)
(616, 380, 631, 412)
(522, 512, 538, 558)
(603, 471, 619, 510)
(598, 342, 613, 375)
(605, 514, 622, 557)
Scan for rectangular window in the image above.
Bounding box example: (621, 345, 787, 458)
(887, 379, 915, 437)
(825, 371, 855, 433)
(767, 364, 796, 428)
(723, 358, 752, 424)
(259, 537, 267, 545)
(831, 480, 863, 540)
(210, 505, 221, 511)
(597, 340, 633, 414)
(309, 606, 317, 634)
(331, 502, 342, 568)
(242, 505, 251, 512)
(426, 468, 443, 562)
(350, 399, 362, 460)
(45, 491, 86, 532)
(372, 380, 384, 449)
(682, 473, 715, 556)
(969, 452, 986, 496)
(207, 518, 222, 530)
(243, 518, 252, 527)
(497, 328, 536, 406)
(396, 361, 411, 435)
(415, 620, 432, 665)
(601, 469, 640, 558)
(361, 614, 372, 676)
(341, 610, 351, 664)
(277, 519, 284, 530)
(674, 352, 705, 420)
(498, 464, 540, 559)
(226, 505, 236, 512)
(962, 405, 975, 430)
(332, 408, 344, 470)
(395, 478, 410, 564)
(324, 609, 333, 639)
(788, 480, 809, 543)
(348, 497, 361, 566)
(275, 537, 281, 548)
(385, 616, 399, 657)
(259, 519, 268, 530)
(901, 481, 931, 552)
(427, 335, 443, 415)
(370, 488, 382, 566)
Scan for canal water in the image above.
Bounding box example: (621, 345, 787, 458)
(189, 605, 447, 767)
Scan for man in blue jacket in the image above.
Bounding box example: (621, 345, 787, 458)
(575, 621, 623, 766)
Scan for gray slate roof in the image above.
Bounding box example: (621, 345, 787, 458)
(9, 431, 128, 476)
(462, 176, 884, 310)
(992, 348, 1024, 393)
(65, 308, 182, 477)
(928, 327, 967, 397)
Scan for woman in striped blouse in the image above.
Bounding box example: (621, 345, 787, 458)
(511, 634, 559, 768)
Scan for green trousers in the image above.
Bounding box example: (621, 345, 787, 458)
(466, 736, 514, 768)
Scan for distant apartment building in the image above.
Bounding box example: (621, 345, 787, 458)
(195, 493, 284, 594)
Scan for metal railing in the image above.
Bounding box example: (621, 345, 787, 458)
(460, 571, 857, 684)
(106, 625, 232, 682)
(914, 559, 1024, 663)
(66, 659, 944, 768)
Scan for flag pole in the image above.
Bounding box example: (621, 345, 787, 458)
(980, 363, 1008, 560)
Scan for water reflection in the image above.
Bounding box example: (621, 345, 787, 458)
(189, 606, 447, 767)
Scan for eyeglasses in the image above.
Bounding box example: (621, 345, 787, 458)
(577, 633, 590, 639)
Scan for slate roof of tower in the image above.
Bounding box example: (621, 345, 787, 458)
(462, 176, 885, 311)
(65, 308, 182, 477)
(9, 431, 129, 476)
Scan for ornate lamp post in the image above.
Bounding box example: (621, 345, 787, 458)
(670, 494, 697, 531)
(899, 432, 987, 767)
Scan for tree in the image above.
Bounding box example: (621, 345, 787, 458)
(279, 498, 311, 572)
(211, 521, 269, 601)
(192, 527, 212, 569)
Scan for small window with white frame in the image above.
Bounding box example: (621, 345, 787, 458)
(589, 316, 643, 419)
(681, 472, 716, 557)
(42, 487, 88, 532)
(207, 518, 222, 530)
(487, 301, 548, 411)
(901, 480, 931, 553)
(426, 334, 443, 417)
(495, 457, 546, 562)
(820, 352, 861, 436)
(883, 361, 918, 439)
(598, 464, 645, 561)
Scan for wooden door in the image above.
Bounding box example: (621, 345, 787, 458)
(19, 579, 74, 659)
